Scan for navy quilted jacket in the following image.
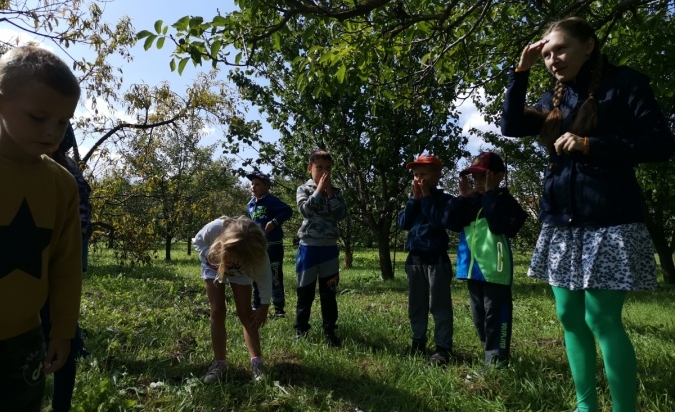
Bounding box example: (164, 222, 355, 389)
(501, 59, 675, 227)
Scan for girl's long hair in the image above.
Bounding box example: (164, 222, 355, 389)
(527, 17, 603, 153)
(206, 216, 268, 282)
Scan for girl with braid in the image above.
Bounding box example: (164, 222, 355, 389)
(501, 17, 674, 412)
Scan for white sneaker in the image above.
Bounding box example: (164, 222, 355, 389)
(204, 361, 227, 383)
(251, 361, 265, 382)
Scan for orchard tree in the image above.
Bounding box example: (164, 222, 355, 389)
(91, 73, 254, 264)
(142, 1, 675, 281)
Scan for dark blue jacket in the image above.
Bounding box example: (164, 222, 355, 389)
(501, 60, 675, 227)
(398, 187, 452, 254)
(247, 194, 293, 245)
(430, 188, 528, 237)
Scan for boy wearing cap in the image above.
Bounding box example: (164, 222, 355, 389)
(427, 151, 527, 371)
(246, 172, 293, 317)
(398, 153, 455, 366)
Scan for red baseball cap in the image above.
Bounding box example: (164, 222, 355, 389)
(405, 154, 443, 169)
(460, 151, 506, 176)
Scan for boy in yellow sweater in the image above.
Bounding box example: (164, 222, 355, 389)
(0, 46, 82, 411)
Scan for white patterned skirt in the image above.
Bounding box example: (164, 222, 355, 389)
(528, 222, 657, 291)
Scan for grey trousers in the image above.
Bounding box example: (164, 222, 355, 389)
(405, 252, 454, 351)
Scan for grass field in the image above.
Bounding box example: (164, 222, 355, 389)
(45, 244, 675, 411)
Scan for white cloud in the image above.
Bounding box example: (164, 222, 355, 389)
(455, 92, 499, 154)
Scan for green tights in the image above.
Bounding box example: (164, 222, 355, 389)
(551, 287, 637, 412)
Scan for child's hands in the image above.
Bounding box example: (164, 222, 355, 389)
(412, 179, 432, 199)
(459, 175, 476, 197)
(250, 304, 269, 330)
(43, 338, 71, 374)
(485, 170, 501, 192)
(412, 180, 423, 199)
(264, 221, 276, 233)
(316, 173, 334, 197)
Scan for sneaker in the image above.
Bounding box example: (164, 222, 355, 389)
(273, 308, 286, 319)
(251, 361, 265, 382)
(203, 361, 227, 383)
(429, 349, 450, 366)
(324, 332, 342, 348)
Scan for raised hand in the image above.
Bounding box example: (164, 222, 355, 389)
(459, 175, 475, 197)
(412, 180, 423, 199)
(485, 170, 500, 192)
(517, 38, 549, 71)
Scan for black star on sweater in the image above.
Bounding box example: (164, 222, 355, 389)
(0, 199, 52, 280)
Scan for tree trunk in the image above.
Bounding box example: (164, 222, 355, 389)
(187, 238, 192, 256)
(652, 233, 675, 284)
(344, 247, 353, 268)
(644, 212, 675, 284)
(376, 231, 394, 280)
(165, 235, 172, 261)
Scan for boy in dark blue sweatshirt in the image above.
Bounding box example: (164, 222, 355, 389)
(246, 172, 293, 317)
(425, 151, 527, 371)
(398, 154, 454, 366)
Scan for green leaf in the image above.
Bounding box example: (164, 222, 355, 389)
(235, 52, 243, 65)
(178, 57, 189, 75)
(212, 15, 227, 27)
(143, 34, 157, 51)
(169, 59, 176, 72)
(136, 30, 153, 39)
(154, 20, 163, 34)
(189, 16, 204, 27)
(156, 37, 166, 50)
(172, 16, 190, 31)
(210, 40, 222, 58)
(336, 65, 346, 83)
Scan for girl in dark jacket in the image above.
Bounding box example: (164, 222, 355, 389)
(501, 17, 674, 412)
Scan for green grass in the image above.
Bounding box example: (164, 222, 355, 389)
(46, 245, 675, 411)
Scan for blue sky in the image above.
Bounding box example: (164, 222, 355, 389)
(1, 0, 494, 171)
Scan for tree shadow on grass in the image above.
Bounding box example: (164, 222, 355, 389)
(268, 357, 437, 412)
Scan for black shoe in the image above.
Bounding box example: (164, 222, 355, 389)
(273, 308, 286, 319)
(324, 333, 342, 347)
(405, 341, 426, 357)
(429, 348, 451, 366)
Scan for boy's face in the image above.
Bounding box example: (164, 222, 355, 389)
(308, 158, 333, 185)
(250, 177, 269, 199)
(411, 164, 441, 189)
(0, 83, 78, 163)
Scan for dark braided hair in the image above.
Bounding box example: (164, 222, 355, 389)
(532, 17, 602, 153)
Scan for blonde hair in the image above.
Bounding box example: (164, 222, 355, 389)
(0, 46, 80, 99)
(206, 216, 268, 282)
